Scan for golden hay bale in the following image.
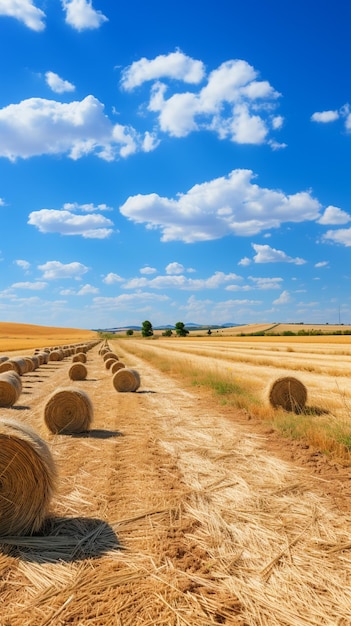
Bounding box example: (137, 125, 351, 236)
(0, 356, 9, 364)
(0, 418, 56, 536)
(68, 362, 88, 381)
(105, 357, 118, 370)
(49, 349, 64, 361)
(8, 357, 28, 376)
(103, 352, 118, 362)
(0, 371, 22, 407)
(268, 376, 307, 413)
(111, 360, 125, 375)
(112, 368, 140, 392)
(0, 361, 16, 373)
(23, 357, 35, 372)
(44, 387, 93, 434)
(72, 352, 87, 363)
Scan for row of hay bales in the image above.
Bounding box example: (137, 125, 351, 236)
(0, 341, 101, 536)
(0, 340, 99, 407)
(99, 342, 141, 392)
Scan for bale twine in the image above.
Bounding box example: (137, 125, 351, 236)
(0, 361, 16, 374)
(68, 363, 88, 381)
(0, 371, 22, 407)
(103, 352, 118, 362)
(112, 368, 140, 392)
(268, 376, 307, 413)
(72, 352, 87, 363)
(0, 418, 56, 536)
(111, 361, 125, 375)
(44, 387, 93, 434)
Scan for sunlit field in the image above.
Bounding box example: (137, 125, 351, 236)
(116, 330, 351, 460)
(0, 322, 98, 352)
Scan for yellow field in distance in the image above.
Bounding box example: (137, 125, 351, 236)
(0, 322, 98, 352)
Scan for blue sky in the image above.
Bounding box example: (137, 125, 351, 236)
(0, 0, 350, 329)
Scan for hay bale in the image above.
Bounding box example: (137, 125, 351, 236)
(111, 361, 125, 375)
(0, 418, 56, 535)
(268, 376, 307, 413)
(68, 363, 88, 381)
(44, 387, 93, 434)
(23, 357, 35, 372)
(0, 371, 22, 407)
(0, 356, 9, 364)
(72, 352, 87, 363)
(0, 361, 16, 374)
(112, 368, 140, 392)
(105, 357, 118, 370)
(8, 357, 28, 376)
(103, 352, 118, 362)
(49, 349, 64, 361)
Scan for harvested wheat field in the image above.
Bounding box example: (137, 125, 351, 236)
(2, 328, 351, 624)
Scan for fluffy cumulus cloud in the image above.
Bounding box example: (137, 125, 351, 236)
(322, 228, 351, 247)
(273, 290, 291, 305)
(77, 283, 99, 295)
(166, 262, 185, 275)
(15, 259, 30, 270)
(10, 281, 47, 290)
(121, 50, 205, 91)
(119, 169, 321, 243)
(103, 272, 123, 284)
(45, 71, 75, 94)
(62, 0, 108, 31)
(252, 244, 306, 265)
(311, 104, 351, 131)
(122, 271, 241, 291)
(63, 202, 112, 212)
(0, 95, 140, 161)
(28, 206, 114, 238)
(38, 261, 89, 280)
(142, 56, 282, 144)
(318, 205, 351, 225)
(0, 0, 46, 31)
(140, 266, 157, 275)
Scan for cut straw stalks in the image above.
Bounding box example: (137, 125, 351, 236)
(68, 363, 88, 381)
(0, 371, 22, 407)
(44, 387, 93, 434)
(0, 418, 56, 536)
(112, 368, 140, 392)
(268, 376, 307, 413)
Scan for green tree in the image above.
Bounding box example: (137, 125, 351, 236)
(175, 321, 189, 337)
(162, 328, 172, 336)
(141, 320, 153, 337)
(126, 329, 134, 336)
(207, 328, 212, 335)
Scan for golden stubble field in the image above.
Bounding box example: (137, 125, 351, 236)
(2, 323, 351, 624)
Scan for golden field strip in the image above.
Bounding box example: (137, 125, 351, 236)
(0, 322, 98, 352)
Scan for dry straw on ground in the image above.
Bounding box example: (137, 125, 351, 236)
(44, 387, 93, 434)
(0, 371, 22, 407)
(112, 368, 140, 392)
(0, 418, 56, 535)
(268, 376, 307, 412)
(68, 362, 88, 381)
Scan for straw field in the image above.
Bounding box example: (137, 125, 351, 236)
(2, 326, 351, 623)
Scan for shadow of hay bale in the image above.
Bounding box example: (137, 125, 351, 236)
(0, 516, 122, 563)
(65, 429, 124, 439)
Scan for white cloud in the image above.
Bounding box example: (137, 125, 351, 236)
(120, 50, 205, 91)
(0, 198, 5, 206)
(103, 272, 123, 284)
(77, 283, 99, 295)
(311, 110, 339, 123)
(123, 271, 241, 291)
(140, 266, 157, 275)
(315, 261, 329, 268)
(0, 95, 139, 161)
(252, 243, 306, 265)
(62, 0, 108, 31)
(119, 169, 321, 243)
(318, 205, 350, 225)
(0, 0, 46, 31)
(38, 261, 89, 280)
(45, 71, 75, 94)
(15, 259, 30, 270)
(145, 58, 281, 145)
(63, 202, 113, 212)
(11, 281, 47, 290)
(322, 228, 351, 247)
(166, 262, 185, 275)
(28, 208, 114, 238)
(249, 276, 283, 289)
(273, 290, 291, 305)
(238, 257, 251, 266)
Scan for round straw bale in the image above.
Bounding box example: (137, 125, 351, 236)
(111, 360, 125, 375)
(44, 387, 93, 434)
(8, 357, 28, 375)
(268, 376, 307, 413)
(0, 371, 22, 407)
(0, 356, 9, 364)
(23, 357, 35, 372)
(103, 352, 118, 362)
(0, 418, 56, 535)
(112, 368, 140, 392)
(0, 361, 16, 373)
(72, 352, 87, 363)
(49, 349, 64, 361)
(68, 362, 88, 381)
(105, 357, 118, 370)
